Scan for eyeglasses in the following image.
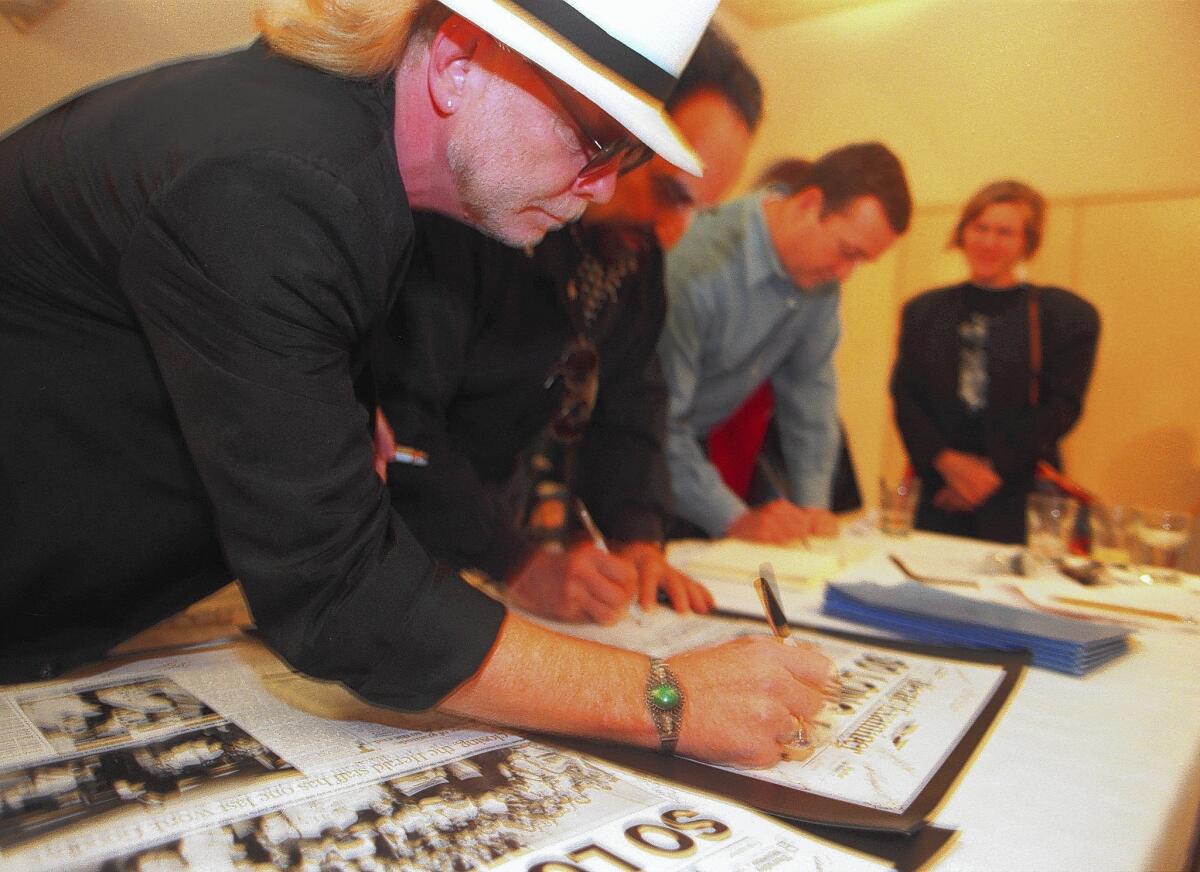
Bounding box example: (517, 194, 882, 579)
(548, 336, 600, 444)
(524, 60, 653, 181)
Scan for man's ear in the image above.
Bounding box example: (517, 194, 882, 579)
(792, 185, 825, 220)
(428, 14, 485, 116)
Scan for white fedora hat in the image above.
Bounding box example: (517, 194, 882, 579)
(437, 0, 718, 176)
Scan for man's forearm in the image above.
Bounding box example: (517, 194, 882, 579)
(439, 613, 656, 748)
(788, 460, 836, 509)
(779, 417, 838, 509)
(665, 427, 746, 536)
(775, 347, 838, 509)
(442, 612, 839, 769)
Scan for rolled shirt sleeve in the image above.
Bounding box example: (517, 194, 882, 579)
(658, 265, 749, 537)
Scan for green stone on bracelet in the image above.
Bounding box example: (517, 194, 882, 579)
(649, 683, 681, 710)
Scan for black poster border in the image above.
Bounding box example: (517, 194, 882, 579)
(555, 617, 1028, 836)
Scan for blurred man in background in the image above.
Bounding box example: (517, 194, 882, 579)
(660, 143, 912, 543)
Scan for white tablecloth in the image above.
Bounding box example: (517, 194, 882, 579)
(675, 529, 1200, 871)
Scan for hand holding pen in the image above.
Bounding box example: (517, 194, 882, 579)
(577, 498, 715, 613)
(755, 562, 839, 761)
(505, 498, 634, 624)
(574, 497, 608, 553)
(665, 600, 836, 767)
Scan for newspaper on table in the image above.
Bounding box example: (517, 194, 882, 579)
(0, 645, 887, 871)
(527, 605, 1006, 814)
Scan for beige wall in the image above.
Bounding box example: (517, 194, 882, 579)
(1067, 194, 1200, 511)
(723, 0, 1200, 516)
(4, 0, 1198, 518)
(1, 0, 256, 134)
(725, 0, 1200, 203)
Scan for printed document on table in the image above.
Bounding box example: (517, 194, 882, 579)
(529, 605, 1006, 813)
(669, 538, 845, 588)
(0, 645, 887, 871)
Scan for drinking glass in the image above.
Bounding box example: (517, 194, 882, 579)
(1025, 493, 1079, 566)
(1088, 504, 1138, 567)
(1131, 509, 1193, 584)
(879, 476, 921, 536)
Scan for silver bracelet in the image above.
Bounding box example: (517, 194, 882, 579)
(645, 657, 684, 755)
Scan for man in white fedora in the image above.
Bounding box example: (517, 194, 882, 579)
(373, 25, 763, 626)
(0, 0, 832, 768)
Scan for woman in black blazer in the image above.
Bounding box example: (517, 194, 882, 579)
(890, 180, 1100, 543)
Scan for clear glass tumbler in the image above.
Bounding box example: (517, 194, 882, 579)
(1088, 504, 1138, 567)
(879, 476, 921, 536)
(1025, 493, 1079, 567)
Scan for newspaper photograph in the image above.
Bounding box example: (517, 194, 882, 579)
(0, 652, 514, 870)
(530, 605, 1006, 813)
(1, 673, 296, 856)
(1, 648, 888, 871)
(36, 742, 889, 872)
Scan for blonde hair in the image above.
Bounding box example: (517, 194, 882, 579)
(256, 0, 451, 80)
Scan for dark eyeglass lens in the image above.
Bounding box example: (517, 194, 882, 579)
(578, 139, 652, 181)
(618, 143, 652, 175)
(528, 60, 651, 182)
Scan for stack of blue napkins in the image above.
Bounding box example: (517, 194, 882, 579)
(823, 581, 1130, 675)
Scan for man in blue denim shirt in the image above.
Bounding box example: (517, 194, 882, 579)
(660, 143, 912, 541)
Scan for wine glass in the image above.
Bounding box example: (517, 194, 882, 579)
(1131, 508, 1193, 584)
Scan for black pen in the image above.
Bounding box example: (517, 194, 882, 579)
(574, 497, 608, 553)
(755, 562, 839, 760)
(755, 569, 838, 701)
(755, 562, 790, 639)
(756, 563, 812, 757)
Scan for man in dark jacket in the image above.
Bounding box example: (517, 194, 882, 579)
(376, 24, 762, 624)
(0, 0, 832, 769)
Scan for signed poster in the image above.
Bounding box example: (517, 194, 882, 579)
(529, 606, 1010, 817)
